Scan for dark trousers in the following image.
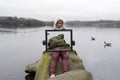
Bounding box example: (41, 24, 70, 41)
(50, 51, 69, 75)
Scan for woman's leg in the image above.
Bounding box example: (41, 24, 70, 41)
(50, 52, 60, 75)
(61, 51, 69, 73)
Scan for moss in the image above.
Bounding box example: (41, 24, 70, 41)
(47, 70, 93, 80)
(35, 52, 51, 80)
(69, 51, 83, 63)
(69, 51, 85, 70)
(25, 61, 39, 73)
(33, 50, 92, 80)
(48, 34, 70, 50)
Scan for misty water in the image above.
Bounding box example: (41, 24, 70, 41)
(0, 26, 120, 80)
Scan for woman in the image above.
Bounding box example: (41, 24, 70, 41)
(50, 19, 69, 78)
(42, 19, 75, 78)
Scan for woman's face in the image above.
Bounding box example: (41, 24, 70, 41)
(56, 21, 63, 28)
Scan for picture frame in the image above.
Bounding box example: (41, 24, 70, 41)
(45, 29, 73, 51)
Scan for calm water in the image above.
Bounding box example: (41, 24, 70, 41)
(0, 26, 120, 80)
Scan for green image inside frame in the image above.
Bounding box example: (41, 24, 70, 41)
(45, 30, 73, 52)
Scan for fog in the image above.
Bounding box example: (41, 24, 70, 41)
(0, 0, 120, 21)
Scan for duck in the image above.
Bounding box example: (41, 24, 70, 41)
(104, 41, 112, 47)
(91, 37, 95, 41)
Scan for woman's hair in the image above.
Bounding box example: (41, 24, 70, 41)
(55, 19, 64, 26)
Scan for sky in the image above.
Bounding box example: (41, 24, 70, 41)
(0, 0, 120, 21)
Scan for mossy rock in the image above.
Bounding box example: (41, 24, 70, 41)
(25, 50, 93, 80)
(55, 51, 85, 75)
(46, 70, 93, 80)
(33, 51, 86, 80)
(35, 52, 52, 80)
(48, 34, 70, 50)
(25, 61, 39, 74)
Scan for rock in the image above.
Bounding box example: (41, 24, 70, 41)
(47, 70, 93, 80)
(25, 50, 93, 80)
(49, 34, 64, 41)
(35, 52, 52, 80)
(54, 51, 85, 75)
(25, 74, 35, 80)
(48, 34, 70, 50)
(25, 61, 39, 74)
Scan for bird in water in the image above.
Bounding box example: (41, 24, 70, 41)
(91, 37, 95, 41)
(104, 41, 112, 48)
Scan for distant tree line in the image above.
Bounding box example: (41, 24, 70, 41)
(0, 16, 54, 28)
(2, 16, 119, 28)
(65, 20, 120, 27)
(43, 21, 54, 26)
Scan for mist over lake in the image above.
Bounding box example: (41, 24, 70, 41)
(0, 26, 120, 80)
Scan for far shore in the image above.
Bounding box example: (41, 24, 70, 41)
(0, 16, 120, 28)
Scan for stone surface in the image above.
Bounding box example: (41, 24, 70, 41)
(25, 61, 39, 74)
(47, 34, 70, 51)
(47, 70, 93, 80)
(25, 50, 93, 80)
(35, 52, 52, 80)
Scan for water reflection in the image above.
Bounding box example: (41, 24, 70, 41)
(0, 28, 18, 34)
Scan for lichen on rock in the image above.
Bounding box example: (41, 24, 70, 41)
(47, 70, 93, 80)
(25, 50, 93, 80)
(35, 52, 52, 80)
(47, 34, 70, 51)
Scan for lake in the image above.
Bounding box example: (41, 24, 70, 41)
(0, 26, 120, 80)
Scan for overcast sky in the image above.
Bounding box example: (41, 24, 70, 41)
(0, 0, 120, 21)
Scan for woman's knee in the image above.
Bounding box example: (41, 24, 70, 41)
(51, 52, 60, 60)
(61, 52, 69, 59)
